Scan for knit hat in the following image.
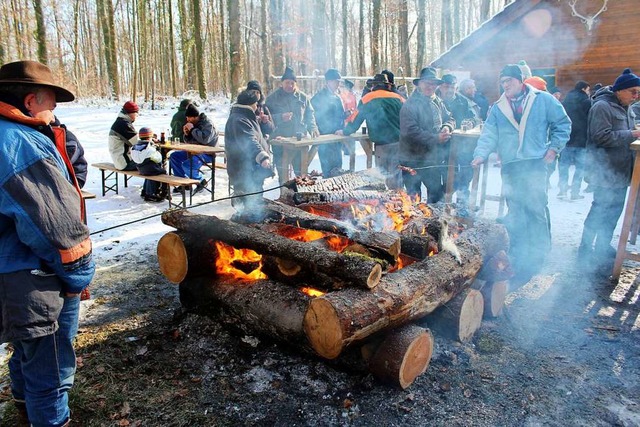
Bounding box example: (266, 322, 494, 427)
(324, 68, 341, 81)
(281, 66, 297, 82)
(237, 89, 260, 106)
(139, 127, 153, 140)
(518, 60, 532, 79)
(343, 79, 354, 89)
(413, 67, 443, 86)
(612, 68, 640, 92)
(247, 80, 262, 93)
(123, 101, 139, 114)
(500, 64, 523, 82)
(185, 104, 200, 117)
(441, 74, 457, 85)
(524, 76, 547, 91)
(179, 98, 192, 109)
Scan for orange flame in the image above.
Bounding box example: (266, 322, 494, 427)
(300, 287, 325, 297)
(214, 241, 266, 280)
(348, 191, 432, 232)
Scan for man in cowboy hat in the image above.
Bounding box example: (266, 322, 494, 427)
(399, 67, 456, 202)
(0, 60, 95, 426)
(338, 73, 405, 189)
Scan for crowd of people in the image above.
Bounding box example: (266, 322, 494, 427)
(0, 56, 639, 425)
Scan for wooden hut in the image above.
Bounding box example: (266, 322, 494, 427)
(431, 0, 640, 102)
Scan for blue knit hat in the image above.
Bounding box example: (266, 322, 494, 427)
(612, 68, 640, 92)
(281, 66, 296, 82)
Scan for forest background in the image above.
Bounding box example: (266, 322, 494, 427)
(1, 0, 510, 102)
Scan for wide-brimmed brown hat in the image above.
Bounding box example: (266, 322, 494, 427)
(0, 60, 75, 102)
(413, 67, 444, 86)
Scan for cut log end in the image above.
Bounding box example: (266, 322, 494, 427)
(368, 324, 434, 389)
(157, 232, 189, 284)
(276, 257, 302, 276)
(482, 280, 508, 318)
(458, 289, 484, 342)
(367, 264, 383, 289)
(304, 298, 343, 359)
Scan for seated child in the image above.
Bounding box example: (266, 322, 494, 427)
(131, 127, 168, 202)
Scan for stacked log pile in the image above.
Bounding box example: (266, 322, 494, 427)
(157, 199, 511, 388)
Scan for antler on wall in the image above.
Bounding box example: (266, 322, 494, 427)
(563, 0, 609, 32)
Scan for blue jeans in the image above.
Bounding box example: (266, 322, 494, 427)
(169, 151, 212, 180)
(558, 147, 586, 195)
(10, 295, 80, 427)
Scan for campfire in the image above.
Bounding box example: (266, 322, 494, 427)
(157, 171, 512, 389)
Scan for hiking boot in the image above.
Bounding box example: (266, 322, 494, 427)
(144, 195, 164, 203)
(570, 193, 585, 200)
(193, 179, 207, 195)
(173, 185, 186, 194)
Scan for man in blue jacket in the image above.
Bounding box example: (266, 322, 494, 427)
(471, 64, 570, 282)
(0, 60, 95, 426)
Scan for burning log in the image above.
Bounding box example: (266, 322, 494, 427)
(179, 276, 311, 345)
(157, 231, 216, 283)
(399, 234, 439, 260)
(233, 199, 401, 263)
(303, 221, 509, 359)
(362, 324, 434, 389)
(477, 250, 513, 282)
(425, 288, 484, 342)
(293, 190, 395, 205)
(161, 210, 384, 289)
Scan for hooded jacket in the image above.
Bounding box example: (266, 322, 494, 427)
(265, 87, 318, 137)
(170, 99, 190, 141)
(474, 84, 571, 165)
(343, 87, 405, 145)
(0, 101, 95, 342)
(184, 112, 219, 147)
(586, 86, 637, 188)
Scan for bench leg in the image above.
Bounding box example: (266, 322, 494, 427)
(101, 169, 119, 196)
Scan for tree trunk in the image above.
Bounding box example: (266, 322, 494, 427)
(358, 0, 365, 75)
(32, 0, 48, 65)
(341, 0, 347, 74)
(416, 0, 426, 75)
(161, 210, 384, 289)
(192, 0, 206, 99)
(260, 0, 271, 92)
(398, 0, 410, 78)
(303, 222, 508, 359)
(228, 0, 244, 100)
(370, 0, 381, 73)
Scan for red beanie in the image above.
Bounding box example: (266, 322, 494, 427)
(123, 101, 139, 114)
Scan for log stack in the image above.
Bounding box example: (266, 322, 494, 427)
(157, 197, 511, 388)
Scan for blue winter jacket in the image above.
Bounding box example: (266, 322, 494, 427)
(473, 85, 571, 164)
(0, 104, 94, 336)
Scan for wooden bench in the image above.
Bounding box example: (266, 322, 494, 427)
(91, 162, 200, 208)
(80, 190, 96, 224)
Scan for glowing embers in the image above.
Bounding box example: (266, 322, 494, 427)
(214, 241, 266, 281)
(300, 287, 326, 297)
(349, 191, 431, 232)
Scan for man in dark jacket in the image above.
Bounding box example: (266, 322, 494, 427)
(169, 104, 219, 194)
(246, 80, 275, 138)
(558, 80, 591, 200)
(399, 67, 455, 202)
(311, 68, 345, 177)
(170, 98, 191, 142)
(225, 90, 273, 210)
(0, 60, 95, 427)
(265, 67, 319, 180)
(339, 73, 405, 189)
(580, 69, 640, 261)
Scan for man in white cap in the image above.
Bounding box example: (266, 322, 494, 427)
(0, 60, 95, 426)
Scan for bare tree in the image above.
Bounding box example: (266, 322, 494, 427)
(416, 0, 426, 74)
(371, 0, 381, 73)
(32, 0, 48, 65)
(228, 0, 244, 99)
(398, 0, 410, 77)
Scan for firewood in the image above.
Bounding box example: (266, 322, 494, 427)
(364, 324, 434, 389)
(233, 198, 401, 263)
(178, 276, 311, 346)
(161, 210, 383, 289)
(303, 221, 508, 359)
(157, 231, 216, 284)
(480, 280, 508, 318)
(400, 234, 439, 260)
(425, 288, 484, 342)
(477, 250, 513, 282)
